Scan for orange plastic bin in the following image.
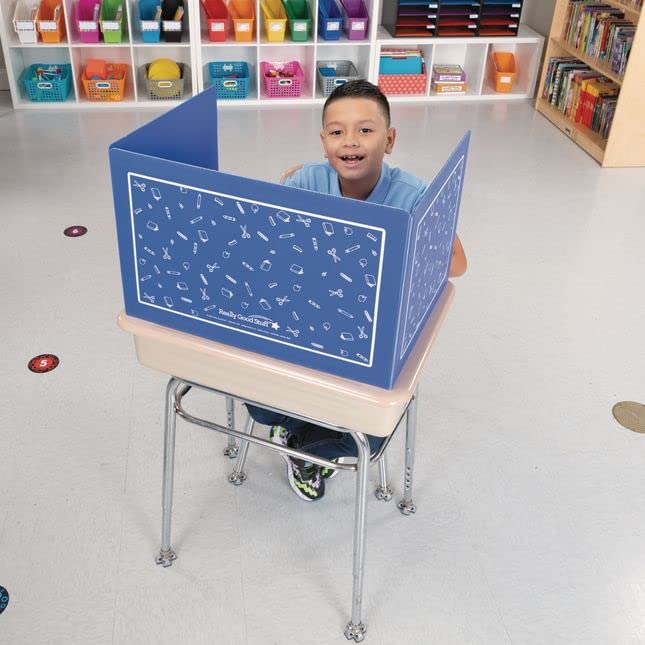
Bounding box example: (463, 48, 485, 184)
(228, 0, 255, 41)
(37, 0, 66, 43)
(492, 51, 516, 93)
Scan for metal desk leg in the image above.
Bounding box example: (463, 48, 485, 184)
(375, 452, 393, 502)
(398, 390, 418, 516)
(344, 432, 370, 643)
(223, 397, 239, 459)
(228, 416, 255, 486)
(156, 377, 181, 567)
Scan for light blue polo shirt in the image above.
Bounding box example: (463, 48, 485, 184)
(282, 161, 428, 213)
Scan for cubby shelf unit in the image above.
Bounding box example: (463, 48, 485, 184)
(1, 0, 544, 108)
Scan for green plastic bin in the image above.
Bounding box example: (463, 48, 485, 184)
(100, 0, 125, 43)
(281, 0, 310, 41)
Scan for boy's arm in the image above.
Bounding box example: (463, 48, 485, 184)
(449, 234, 467, 277)
(279, 164, 303, 185)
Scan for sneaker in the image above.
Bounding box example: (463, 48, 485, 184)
(285, 456, 325, 502)
(321, 457, 353, 479)
(269, 425, 290, 451)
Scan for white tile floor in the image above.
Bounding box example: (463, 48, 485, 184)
(1, 91, 645, 645)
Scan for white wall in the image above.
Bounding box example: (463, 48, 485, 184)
(522, 0, 557, 37)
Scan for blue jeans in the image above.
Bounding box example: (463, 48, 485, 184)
(245, 404, 385, 461)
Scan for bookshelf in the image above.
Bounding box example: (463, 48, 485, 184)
(535, 0, 645, 167)
(0, 0, 544, 109)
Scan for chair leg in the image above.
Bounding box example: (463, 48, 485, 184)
(228, 415, 255, 486)
(156, 377, 181, 568)
(344, 432, 370, 643)
(223, 396, 239, 458)
(374, 451, 393, 501)
(398, 390, 418, 516)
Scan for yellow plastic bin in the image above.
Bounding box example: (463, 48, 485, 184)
(492, 51, 516, 93)
(260, 0, 286, 41)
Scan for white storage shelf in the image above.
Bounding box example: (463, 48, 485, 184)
(0, 0, 544, 108)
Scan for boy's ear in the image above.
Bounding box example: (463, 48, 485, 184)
(385, 127, 396, 155)
(320, 130, 328, 158)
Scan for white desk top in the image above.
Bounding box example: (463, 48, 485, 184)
(118, 282, 455, 436)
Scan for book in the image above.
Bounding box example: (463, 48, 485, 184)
(432, 81, 467, 94)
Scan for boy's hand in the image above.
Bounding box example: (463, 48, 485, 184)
(280, 164, 303, 184)
(449, 234, 467, 278)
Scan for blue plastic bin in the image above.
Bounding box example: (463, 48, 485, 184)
(318, 0, 342, 40)
(208, 61, 250, 99)
(22, 63, 72, 102)
(139, 0, 162, 42)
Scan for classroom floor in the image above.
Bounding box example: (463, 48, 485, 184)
(1, 90, 645, 645)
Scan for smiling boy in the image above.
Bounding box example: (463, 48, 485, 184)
(246, 80, 466, 502)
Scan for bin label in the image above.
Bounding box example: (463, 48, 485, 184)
(163, 20, 182, 31)
(79, 20, 98, 30)
(351, 21, 365, 30)
(211, 22, 225, 31)
(15, 20, 36, 30)
(39, 20, 57, 30)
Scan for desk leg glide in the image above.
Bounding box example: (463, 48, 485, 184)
(223, 397, 239, 458)
(228, 416, 255, 486)
(157, 377, 181, 568)
(398, 391, 418, 516)
(345, 432, 370, 642)
(375, 453, 393, 501)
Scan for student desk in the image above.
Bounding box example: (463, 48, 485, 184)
(118, 281, 454, 642)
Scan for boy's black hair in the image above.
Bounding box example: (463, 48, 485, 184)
(322, 80, 391, 127)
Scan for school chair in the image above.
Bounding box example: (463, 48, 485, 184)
(117, 281, 454, 642)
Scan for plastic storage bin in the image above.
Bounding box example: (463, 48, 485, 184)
(82, 62, 127, 101)
(162, 0, 184, 42)
(261, 60, 304, 98)
(22, 63, 72, 102)
(77, 0, 101, 43)
(228, 0, 255, 41)
(318, 0, 342, 40)
(145, 63, 185, 100)
(281, 0, 310, 42)
(201, 0, 228, 41)
(316, 60, 360, 96)
(492, 51, 516, 92)
(139, 0, 161, 42)
(13, 0, 40, 44)
(100, 0, 124, 43)
(378, 63, 426, 95)
(260, 0, 287, 42)
(208, 61, 250, 99)
(37, 0, 66, 43)
(339, 0, 368, 40)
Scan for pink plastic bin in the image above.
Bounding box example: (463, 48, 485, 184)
(77, 0, 102, 43)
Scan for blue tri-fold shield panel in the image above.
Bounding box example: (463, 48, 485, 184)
(110, 87, 469, 389)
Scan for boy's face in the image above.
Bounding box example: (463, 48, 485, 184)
(320, 97, 396, 190)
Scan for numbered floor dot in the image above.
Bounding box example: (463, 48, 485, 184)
(0, 586, 8, 615)
(64, 226, 88, 238)
(28, 354, 60, 373)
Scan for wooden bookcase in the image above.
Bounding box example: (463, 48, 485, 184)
(535, 0, 645, 167)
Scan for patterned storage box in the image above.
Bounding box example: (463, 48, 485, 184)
(378, 64, 426, 95)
